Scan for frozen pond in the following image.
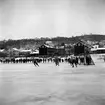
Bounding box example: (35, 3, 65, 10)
(0, 62, 105, 105)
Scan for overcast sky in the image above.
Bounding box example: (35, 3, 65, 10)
(0, 0, 105, 40)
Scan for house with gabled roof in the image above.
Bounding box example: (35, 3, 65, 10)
(74, 39, 92, 56)
(39, 44, 56, 56)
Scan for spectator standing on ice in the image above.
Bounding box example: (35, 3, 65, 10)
(103, 56, 105, 62)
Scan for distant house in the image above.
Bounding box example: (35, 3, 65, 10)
(91, 45, 99, 49)
(65, 44, 72, 55)
(0, 49, 8, 57)
(55, 46, 65, 56)
(39, 44, 56, 56)
(39, 43, 73, 56)
(74, 39, 91, 56)
(10, 48, 32, 57)
(19, 49, 31, 57)
(11, 48, 20, 57)
(91, 47, 105, 54)
(29, 50, 39, 56)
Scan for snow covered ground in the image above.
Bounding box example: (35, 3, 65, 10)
(0, 61, 105, 105)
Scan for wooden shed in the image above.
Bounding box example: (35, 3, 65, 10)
(39, 44, 56, 56)
(74, 40, 91, 56)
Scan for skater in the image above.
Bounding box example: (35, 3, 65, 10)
(54, 57, 59, 66)
(70, 55, 78, 67)
(33, 59, 39, 66)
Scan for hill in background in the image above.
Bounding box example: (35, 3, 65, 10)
(0, 34, 105, 50)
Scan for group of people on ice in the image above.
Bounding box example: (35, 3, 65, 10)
(33, 54, 94, 67)
(0, 54, 94, 67)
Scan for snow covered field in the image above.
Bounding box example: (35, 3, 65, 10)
(0, 61, 105, 105)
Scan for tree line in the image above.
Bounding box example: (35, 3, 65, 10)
(0, 34, 105, 50)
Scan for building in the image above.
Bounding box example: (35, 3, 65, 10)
(19, 49, 31, 57)
(11, 48, 32, 57)
(55, 46, 65, 56)
(29, 49, 39, 56)
(74, 39, 91, 56)
(39, 44, 56, 56)
(39, 43, 67, 56)
(39, 41, 74, 56)
(91, 47, 105, 54)
(65, 44, 72, 55)
(0, 49, 8, 57)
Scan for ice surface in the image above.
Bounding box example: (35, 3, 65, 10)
(0, 62, 105, 105)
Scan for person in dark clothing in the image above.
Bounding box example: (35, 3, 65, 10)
(69, 56, 78, 67)
(75, 57, 78, 64)
(33, 59, 39, 66)
(54, 57, 59, 66)
(104, 56, 105, 62)
(86, 55, 91, 65)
